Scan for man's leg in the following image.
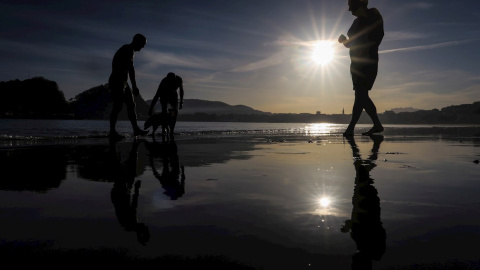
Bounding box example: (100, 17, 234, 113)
(160, 98, 168, 136)
(360, 66, 383, 134)
(344, 90, 365, 135)
(170, 109, 178, 135)
(169, 94, 179, 136)
(110, 89, 124, 137)
(110, 102, 122, 133)
(124, 87, 148, 136)
(363, 93, 383, 130)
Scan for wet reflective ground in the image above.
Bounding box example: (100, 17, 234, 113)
(1, 134, 479, 269)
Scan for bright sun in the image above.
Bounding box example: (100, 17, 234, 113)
(319, 197, 331, 207)
(311, 41, 335, 66)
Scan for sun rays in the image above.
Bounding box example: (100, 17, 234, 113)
(274, 4, 351, 96)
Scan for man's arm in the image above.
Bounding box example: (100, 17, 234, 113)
(126, 48, 139, 96)
(149, 85, 161, 116)
(338, 34, 351, 48)
(129, 63, 140, 96)
(179, 84, 184, 109)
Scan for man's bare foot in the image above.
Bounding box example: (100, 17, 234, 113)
(362, 125, 384, 135)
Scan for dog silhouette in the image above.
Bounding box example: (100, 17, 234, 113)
(144, 110, 174, 136)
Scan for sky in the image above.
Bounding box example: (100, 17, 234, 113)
(1, 0, 479, 114)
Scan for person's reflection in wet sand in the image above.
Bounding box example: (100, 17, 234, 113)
(341, 135, 386, 269)
(109, 139, 150, 245)
(145, 138, 185, 200)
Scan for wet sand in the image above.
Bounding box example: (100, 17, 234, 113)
(1, 133, 480, 269)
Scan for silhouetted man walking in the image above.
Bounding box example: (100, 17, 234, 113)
(109, 33, 149, 139)
(339, 0, 384, 136)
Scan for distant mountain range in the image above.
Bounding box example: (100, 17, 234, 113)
(389, 107, 420, 113)
(147, 98, 270, 115)
(1, 77, 480, 124)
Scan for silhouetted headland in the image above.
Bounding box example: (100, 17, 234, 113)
(0, 77, 71, 119)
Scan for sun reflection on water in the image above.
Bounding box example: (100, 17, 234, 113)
(304, 123, 345, 135)
(311, 195, 347, 232)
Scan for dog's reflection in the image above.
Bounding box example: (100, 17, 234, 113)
(109, 139, 150, 245)
(341, 135, 386, 269)
(145, 139, 185, 200)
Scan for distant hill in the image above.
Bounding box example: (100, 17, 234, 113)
(147, 98, 270, 115)
(388, 107, 420, 113)
(381, 102, 480, 124)
(70, 84, 150, 120)
(0, 77, 71, 118)
(71, 90, 269, 120)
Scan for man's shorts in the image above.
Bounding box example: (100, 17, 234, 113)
(109, 81, 134, 106)
(351, 63, 378, 91)
(160, 92, 179, 111)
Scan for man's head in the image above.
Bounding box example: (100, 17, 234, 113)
(167, 72, 176, 79)
(132, 33, 147, 52)
(348, 0, 368, 16)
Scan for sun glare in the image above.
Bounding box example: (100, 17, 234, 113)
(319, 197, 331, 207)
(311, 41, 335, 66)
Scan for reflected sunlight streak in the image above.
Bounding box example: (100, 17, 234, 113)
(300, 181, 351, 231)
(304, 123, 345, 135)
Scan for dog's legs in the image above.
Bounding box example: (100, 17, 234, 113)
(151, 126, 157, 138)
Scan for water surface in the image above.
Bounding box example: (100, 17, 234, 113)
(1, 120, 480, 269)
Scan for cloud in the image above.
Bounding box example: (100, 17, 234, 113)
(469, 75, 480, 81)
(427, 22, 477, 27)
(380, 39, 475, 54)
(227, 36, 298, 73)
(384, 31, 428, 42)
(140, 50, 236, 71)
(230, 51, 288, 72)
(0, 39, 110, 65)
(406, 2, 434, 10)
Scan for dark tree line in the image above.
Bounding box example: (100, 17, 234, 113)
(0, 77, 71, 118)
